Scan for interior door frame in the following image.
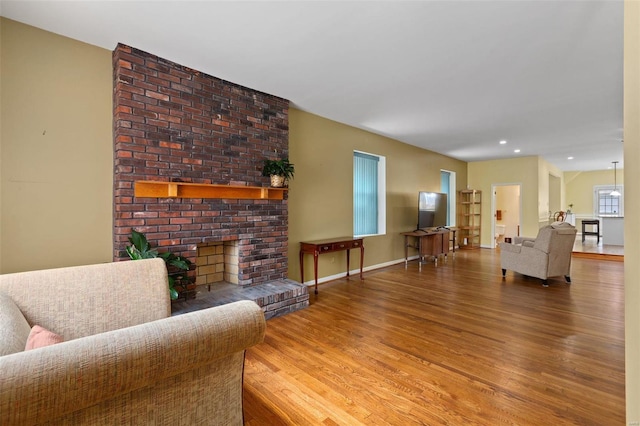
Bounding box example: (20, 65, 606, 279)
(491, 183, 522, 248)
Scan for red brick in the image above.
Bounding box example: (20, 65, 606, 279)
(170, 218, 193, 225)
(146, 90, 169, 101)
(113, 44, 290, 287)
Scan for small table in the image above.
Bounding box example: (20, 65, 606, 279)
(402, 229, 451, 270)
(300, 237, 364, 294)
(582, 219, 600, 243)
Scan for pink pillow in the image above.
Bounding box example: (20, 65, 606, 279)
(24, 325, 64, 351)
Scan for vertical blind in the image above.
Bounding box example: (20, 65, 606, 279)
(440, 170, 451, 225)
(354, 152, 379, 236)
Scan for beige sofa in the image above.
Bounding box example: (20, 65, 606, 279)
(0, 258, 266, 425)
(499, 221, 577, 287)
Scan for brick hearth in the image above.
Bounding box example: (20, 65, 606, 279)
(171, 279, 309, 320)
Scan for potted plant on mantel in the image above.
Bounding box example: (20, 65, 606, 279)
(262, 158, 295, 188)
(125, 229, 194, 301)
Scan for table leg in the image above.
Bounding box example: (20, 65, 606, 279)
(313, 250, 319, 295)
(346, 249, 351, 278)
(299, 250, 304, 284)
(451, 230, 456, 257)
(404, 235, 409, 268)
(360, 245, 364, 280)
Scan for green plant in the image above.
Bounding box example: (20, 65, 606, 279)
(262, 158, 295, 180)
(126, 229, 192, 300)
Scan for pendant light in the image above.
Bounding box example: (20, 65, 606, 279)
(610, 161, 621, 197)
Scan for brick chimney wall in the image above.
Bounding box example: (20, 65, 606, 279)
(112, 44, 289, 286)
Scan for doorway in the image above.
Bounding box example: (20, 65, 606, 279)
(492, 184, 522, 248)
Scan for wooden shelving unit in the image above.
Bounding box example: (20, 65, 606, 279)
(458, 189, 481, 249)
(134, 181, 287, 200)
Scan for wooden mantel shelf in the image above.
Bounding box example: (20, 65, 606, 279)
(134, 181, 287, 200)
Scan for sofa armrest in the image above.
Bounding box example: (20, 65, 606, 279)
(0, 300, 266, 425)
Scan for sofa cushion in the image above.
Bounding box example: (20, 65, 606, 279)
(0, 292, 32, 356)
(25, 325, 64, 351)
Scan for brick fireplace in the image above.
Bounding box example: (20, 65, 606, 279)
(112, 44, 290, 288)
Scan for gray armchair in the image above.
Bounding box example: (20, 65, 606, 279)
(499, 222, 577, 287)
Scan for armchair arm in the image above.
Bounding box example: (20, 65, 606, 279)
(513, 236, 536, 245)
(498, 242, 522, 254)
(0, 300, 266, 425)
(500, 245, 549, 280)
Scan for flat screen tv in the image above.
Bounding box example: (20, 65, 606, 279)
(417, 192, 448, 230)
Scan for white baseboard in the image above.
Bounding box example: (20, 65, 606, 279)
(300, 256, 418, 287)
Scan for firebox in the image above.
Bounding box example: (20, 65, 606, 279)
(196, 240, 239, 288)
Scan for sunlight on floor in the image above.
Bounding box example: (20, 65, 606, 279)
(573, 234, 624, 256)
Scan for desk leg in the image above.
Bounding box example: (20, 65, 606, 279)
(360, 245, 364, 280)
(452, 230, 456, 257)
(313, 250, 319, 295)
(404, 235, 410, 268)
(418, 236, 423, 272)
(346, 249, 350, 278)
(299, 250, 304, 284)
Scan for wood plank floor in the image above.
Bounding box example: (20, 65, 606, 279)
(243, 249, 625, 425)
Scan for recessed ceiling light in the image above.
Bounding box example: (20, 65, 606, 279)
(568, 156, 574, 160)
(499, 140, 507, 145)
(514, 149, 520, 153)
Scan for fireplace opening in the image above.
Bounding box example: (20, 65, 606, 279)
(196, 240, 239, 288)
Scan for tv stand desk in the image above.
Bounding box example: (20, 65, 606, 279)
(402, 229, 452, 270)
(300, 237, 364, 295)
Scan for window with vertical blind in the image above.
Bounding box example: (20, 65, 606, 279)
(354, 151, 386, 237)
(440, 169, 456, 226)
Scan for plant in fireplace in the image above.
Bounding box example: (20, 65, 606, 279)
(262, 158, 295, 188)
(126, 229, 194, 300)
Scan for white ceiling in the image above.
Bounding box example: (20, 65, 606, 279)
(1, 0, 624, 171)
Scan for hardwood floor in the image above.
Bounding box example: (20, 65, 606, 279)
(572, 234, 624, 258)
(243, 249, 625, 425)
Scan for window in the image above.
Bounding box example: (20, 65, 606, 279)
(594, 185, 623, 216)
(440, 170, 456, 226)
(353, 151, 386, 237)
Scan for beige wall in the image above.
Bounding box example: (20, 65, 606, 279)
(288, 109, 467, 283)
(549, 173, 562, 215)
(565, 169, 624, 214)
(537, 157, 565, 224)
(468, 156, 540, 245)
(565, 168, 625, 233)
(0, 18, 468, 277)
(624, 0, 639, 421)
(0, 18, 113, 273)
(468, 156, 566, 246)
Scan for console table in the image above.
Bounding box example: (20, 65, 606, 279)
(300, 237, 364, 294)
(402, 229, 451, 270)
